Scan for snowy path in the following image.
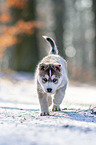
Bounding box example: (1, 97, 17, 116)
(0, 72, 96, 145)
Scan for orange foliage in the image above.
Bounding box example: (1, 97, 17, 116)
(6, 0, 27, 9)
(4, 20, 42, 35)
(0, 0, 43, 58)
(0, 20, 43, 58)
(0, 34, 18, 58)
(0, 13, 11, 23)
(0, 34, 18, 48)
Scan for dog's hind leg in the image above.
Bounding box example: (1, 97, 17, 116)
(52, 86, 66, 111)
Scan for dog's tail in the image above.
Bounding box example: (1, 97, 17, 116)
(42, 36, 58, 54)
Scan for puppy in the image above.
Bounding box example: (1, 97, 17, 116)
(35, 36, 68, 116)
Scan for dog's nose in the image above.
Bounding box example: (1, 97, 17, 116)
(47, 88, 52, 93)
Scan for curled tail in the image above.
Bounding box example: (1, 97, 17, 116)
(42, 36, 58, 54)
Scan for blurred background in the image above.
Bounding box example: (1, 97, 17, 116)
(0, 0, 96, 83)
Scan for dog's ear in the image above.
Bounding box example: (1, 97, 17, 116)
(39, 63, 48, 71)
(52, 64, 61, 72)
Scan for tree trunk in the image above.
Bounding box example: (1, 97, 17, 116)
(92, 0, 96, 70)
(9, 0, 39, 72)
(53, 0, 66, 59)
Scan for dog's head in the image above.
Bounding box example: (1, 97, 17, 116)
(38, 63, 62, 94)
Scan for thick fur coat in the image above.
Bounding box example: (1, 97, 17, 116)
(35, 36, 68, 116)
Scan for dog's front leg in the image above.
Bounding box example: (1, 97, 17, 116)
(52, 86, 66, 111)
(37, 89, 49, 116)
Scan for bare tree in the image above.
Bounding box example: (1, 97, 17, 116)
(53, 0, 66, 58)
(10, 0, 39, 72)
(92, 0, 96, 71)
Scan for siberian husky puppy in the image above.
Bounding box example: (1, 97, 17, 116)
(35, 36, 68, 116)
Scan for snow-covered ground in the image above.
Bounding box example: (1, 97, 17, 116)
(0, 71, 96, 145)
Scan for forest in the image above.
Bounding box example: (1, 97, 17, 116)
(0, 1, 96, 145)
(0, 0, 96, 83)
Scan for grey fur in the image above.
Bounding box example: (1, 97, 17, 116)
(35, 36, 68, 116)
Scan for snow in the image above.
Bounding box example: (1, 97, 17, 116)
(0, 72, 96, 145)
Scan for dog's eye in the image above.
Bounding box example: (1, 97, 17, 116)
(53, 78, 58, 83)
(42, 78, 47, 83)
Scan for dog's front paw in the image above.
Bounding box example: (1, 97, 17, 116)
(52, 105, 61, 111)
(40, 112, 50, 116)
